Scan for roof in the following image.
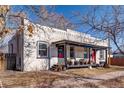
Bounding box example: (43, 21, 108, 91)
(52, 39, 109, 49)
(0, 30, 16, 48)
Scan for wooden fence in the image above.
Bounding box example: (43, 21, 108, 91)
(0, 53, 5, 71)
(5, 54, 16, 70)
(110, 58, 124, 66)
(0, 53, 16, 71)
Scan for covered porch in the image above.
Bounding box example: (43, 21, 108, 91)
(52, 39, 108, 68)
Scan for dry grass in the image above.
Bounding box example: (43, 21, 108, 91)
(1, 66, 124, 88)
(63, 66, 124, 77)
(100, 76, 124, 88)
(0, 71, 69, 88)
(83, 82, 99, 88)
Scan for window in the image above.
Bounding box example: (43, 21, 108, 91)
(37, 41, 48, 58)
(70, 47, 75, 58)
(100, 50, 104, 60)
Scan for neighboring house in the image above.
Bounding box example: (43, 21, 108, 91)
(8, 19, 109, 71)
(113, 53, 124, 58)
(0, 31, 16, 53)
(113, 46, 124, 58)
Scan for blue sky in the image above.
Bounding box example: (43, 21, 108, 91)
(11, 5, 93, 32)
(54, 5, 90, 18)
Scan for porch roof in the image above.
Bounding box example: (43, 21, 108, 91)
(52, 39, 109, 49)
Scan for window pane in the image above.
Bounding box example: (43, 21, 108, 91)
(39, 43, 47, 49)
(39, 50, 47, 57)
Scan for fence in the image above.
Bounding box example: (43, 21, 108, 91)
(5, 54, 16, 70)
(0, 53, 5, 71)
(110, 58, 124, 66)
(0, 53, 16, 71)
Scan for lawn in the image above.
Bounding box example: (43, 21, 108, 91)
(63, 66, 124, 77)
(0, 71, 69, 88)
(0, 66, 124, 88)
(100, 76, 124, 88)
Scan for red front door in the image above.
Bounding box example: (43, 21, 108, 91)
(92, 49, 96, 62)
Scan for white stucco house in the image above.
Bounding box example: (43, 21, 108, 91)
(7, 19, 109, 71)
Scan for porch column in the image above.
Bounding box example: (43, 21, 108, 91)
(94, 49, 96, 63)
(105, 49, 108, 64)
(48, 46, 51, 70)
(88, 48, 91, 64)
(64, 43, 67, 68)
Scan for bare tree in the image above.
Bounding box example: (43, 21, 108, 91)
(72, 6, 124, 55)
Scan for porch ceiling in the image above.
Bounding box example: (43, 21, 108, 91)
(52, 39, 109, 50)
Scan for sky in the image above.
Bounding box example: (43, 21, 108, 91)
(10, 5, 117, 51)
(11, 5, 100, 33)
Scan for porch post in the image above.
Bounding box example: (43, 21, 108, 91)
(105, 49, 108, 64)
(89, 48, 91, 64)
(64, 43, 67, 68)
(94, 49, 96, 63)
(48, 45, 51, 70)
(88, 47, 92, 69)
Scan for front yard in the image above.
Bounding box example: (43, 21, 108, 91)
(0, 71, 69, 88)
(100, 76, 124, 88)
(63, 65, 124, 77)
(0, 66, 124, 88)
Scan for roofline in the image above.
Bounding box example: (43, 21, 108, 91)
(52, 39, 109, 49)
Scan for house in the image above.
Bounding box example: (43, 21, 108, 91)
(0, 29, 16, 53)
(113, 46, 124, 58)
(7, 19, 109, 71)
